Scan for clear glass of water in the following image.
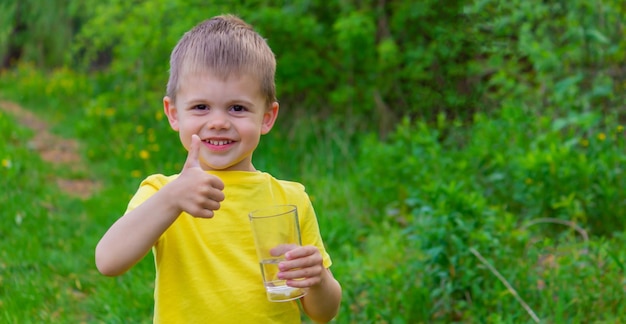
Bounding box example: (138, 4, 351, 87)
(249, 205, 308, 302)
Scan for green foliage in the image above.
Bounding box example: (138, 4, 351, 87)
(469, 0, 626, 116)
(353, 106, 625, 320)
(67, 0, 486, 135)
(5, 0, 626, 132)
(0, 0, 89, 67)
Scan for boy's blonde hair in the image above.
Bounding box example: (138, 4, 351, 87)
(166, 15, 276, 106)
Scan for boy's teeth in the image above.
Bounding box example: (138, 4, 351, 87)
(207, 140, 231, 146)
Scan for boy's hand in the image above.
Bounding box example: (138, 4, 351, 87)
(277, 246, 325, 288)
(174, 134, 225, 218)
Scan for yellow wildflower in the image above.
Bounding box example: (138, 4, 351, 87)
(131, 170, 142, 178)
(136, 125, 145, 134)
(104, 108, 116, 117)
(617, 125, 624, 133)
(1, 159, 11, 168)
(525, 178, 533, 185)
(597, 133, 606, 141)
(139, 150, 150, 160)
(155, 111, 164, 121)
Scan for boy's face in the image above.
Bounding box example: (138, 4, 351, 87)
(163, 73, 278, 171)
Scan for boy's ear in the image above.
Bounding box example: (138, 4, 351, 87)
(163, 96, 179, 131)
(261, 102, 279, 135)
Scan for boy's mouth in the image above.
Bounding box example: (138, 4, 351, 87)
(205, 139, 234, 146)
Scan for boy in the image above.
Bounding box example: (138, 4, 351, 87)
(95, 15, 342, 323)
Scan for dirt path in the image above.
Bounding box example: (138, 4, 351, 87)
(0, 100, 99, 199)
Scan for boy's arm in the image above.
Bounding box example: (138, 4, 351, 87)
(278, 246, 342, 323)
(95, 186, 181, 276)
(95, 135, 224, 276)
(301, 267, 342, 323)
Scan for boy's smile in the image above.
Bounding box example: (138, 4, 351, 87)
(163, 73, 278, 171)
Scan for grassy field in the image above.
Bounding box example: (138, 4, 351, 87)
(0, 100, 152, 322)
(2, 64, 626, 323)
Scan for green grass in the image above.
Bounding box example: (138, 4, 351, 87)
(0, 105, 154, 322)
(2, 64, 626, 323)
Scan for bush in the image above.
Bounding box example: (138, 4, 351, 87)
(350, 105, 625, 320)
(469, 0, 626, 117)
(0, 0, 90, 67)
(69, 0, 486, 135)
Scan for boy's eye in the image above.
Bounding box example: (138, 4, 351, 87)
(193, 104, 208, 110)
(231, 105, 246, 112)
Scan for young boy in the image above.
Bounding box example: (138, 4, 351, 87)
(95, 15, 342, 323)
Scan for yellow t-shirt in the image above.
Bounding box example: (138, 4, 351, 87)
(125, 171, 332, 323)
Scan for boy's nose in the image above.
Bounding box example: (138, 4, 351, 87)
(207, 111, 230, 130)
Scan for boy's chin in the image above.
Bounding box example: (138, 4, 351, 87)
(201, 161, 254, 172)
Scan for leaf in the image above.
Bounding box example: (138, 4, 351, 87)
(553, 74, 583, 97)
(606, 249, 625, 273)
(586, 29, 610, 44)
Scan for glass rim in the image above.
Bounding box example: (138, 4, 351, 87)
(249, 204, 297, 219)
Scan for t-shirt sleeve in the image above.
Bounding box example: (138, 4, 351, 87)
(299, 193, 333, 269)
(125, 174, 169, 214)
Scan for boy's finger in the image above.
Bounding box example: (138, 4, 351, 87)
(183, 134, 201, 169)
(211, 185, 226, 202)
(285, 246, 320, 260)
(209, 175, 225, 191)
(271, 244, 299, 257)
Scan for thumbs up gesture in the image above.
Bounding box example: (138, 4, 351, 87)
(174, 134, 225, 218)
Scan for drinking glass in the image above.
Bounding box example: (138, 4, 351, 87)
(249, 205, 308, 302)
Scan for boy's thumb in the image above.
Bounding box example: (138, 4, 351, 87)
(183, 134, 201, 169)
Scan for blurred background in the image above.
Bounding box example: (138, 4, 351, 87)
(1, 0, 625, 322)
